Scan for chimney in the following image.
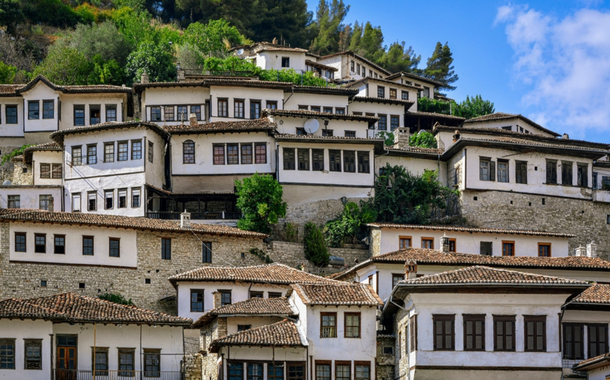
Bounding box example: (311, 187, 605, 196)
(177, 69, 185, 82)
(180, 210, 191, 228)
(404, 260, 417, 280)
(587, 242, 597, 258)
(440, 234, 450, 253)
(212, 291, 222, 309)
(562, 133, 570, 139)
(575, 246, 586, 257)
(453, 130, 461, 143)
(141, 72, 149, 84)
(392, 127, 410, 150)
(189, 113, 198, 127)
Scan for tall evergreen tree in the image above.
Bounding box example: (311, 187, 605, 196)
(308, 0, 349, 55)
(424, 42, 458, 91)
(349, 21, 384, 63)
(249, 0, 313, 48)
(379, 42, 421, 74)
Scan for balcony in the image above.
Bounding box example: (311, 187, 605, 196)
(54, 370, 184, 380)
(146, 211, 242, 220)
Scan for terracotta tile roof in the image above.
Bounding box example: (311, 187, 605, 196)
(463, 112, 560, 137)
(0, 209, 267, 238)
(169, 263, 338, 285)
(24, 142, 62, 163)
(263, 108, 377, 122)
(274, 133, 384, 146)
(0, 84, 22, 96)
(305, 59, 338, 71)
(454, 136, 608, 154)
(573, 352, 610, 370)
(17, 75, 131, 94)
(290, 283, 383, 306)
(0, 293, 191, 325)
(164, 118, 276, 134)
(350, 96, 415, 107)
(50, 121, 170, 145)
(366, 223, 576, 238)
(209, 319, 305, 352)
(406, 111, 466, 121)
(384, 71, 446, 87)
(291, 85, 358, 96)
(401, 266, 589, 286)
(192, 297, 296, 328)
(570, 283, 610, 304)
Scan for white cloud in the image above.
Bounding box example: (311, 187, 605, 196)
(497, 5, 610, 139)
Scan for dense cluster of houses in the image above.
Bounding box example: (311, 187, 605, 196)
(1, 43, 610, 379)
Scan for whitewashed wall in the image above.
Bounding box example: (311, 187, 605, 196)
(273, 116, 370, 138)
(0, 186, 63, 210)
(0, 319, 53, 380)
(60, 93, 126, 129)
(210, 86, 284, 122)
(256, 51, 307, 72)
(20, 83, 59, 133)
(0, 98, 24, 137)
(31, 151, 63, 186)
(283, 93, 349, 111)
(142, 87, 209, 124)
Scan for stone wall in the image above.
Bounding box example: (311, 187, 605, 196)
(461, 190, 610, 259)
(10, 159, 33, 185)
(281, 197, 367, 235)
(376, 335, 396, 380)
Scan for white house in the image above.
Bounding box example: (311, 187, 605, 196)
(384, 72, 444, 100)
(346, 77, 419, 113)
(317, 51, 391, 81)
(233, 42, 310, 73)
(462, 112, 562, 137)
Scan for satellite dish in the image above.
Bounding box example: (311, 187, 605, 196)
(237, 48, 244, 55)
(2, 180, 12, 186)
(304, 119, 319, 134)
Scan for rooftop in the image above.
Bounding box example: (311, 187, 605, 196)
(23, 142, 62, 163)
(0, 75, 132, 96)
(463, 112, 560, 137)
(164, 118, 276, 134)
(350, 96, 415, 108)
(573, 352, 610, 371)
(50, 121, 170, 145)
(570, 283, 610, 305)
(209, 319, 305, 353)
(366, 223, 576, 238)
(192, 297, 295, 328)
(263, 108, 378, 123)
(318, 50, 391, 76)
(384, 71, 446, 87)
(290, 283, 382, 306)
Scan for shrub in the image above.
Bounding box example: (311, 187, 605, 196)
(98, 293, 134, 306)
(409, 131, 437, 148)
(324, 201, 376, 248)
(249, 248, 273, 263)
(1, 144, 34, 165)
(235, 173, 287, 234)
(304, 222, 329, 267)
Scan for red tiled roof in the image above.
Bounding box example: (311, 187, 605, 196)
(350, 96, 415, 107)
(366, 223, 576, 238)
(192, 297, 295, 328)
(209, 319, 305, 352)
(0, 298, 60, 319)
(274, 133, 383, 145)
(169, 263, 338, 285)
(50, 121, 170, 145)
(406, 111, 466, 121)
(384, 71, 446, 87)
(24, 142, 62, 163)
(0, 209, 267, 238)
(571, 283, 610, 304)
(290, 283, 382, 306)
(463, 112, 560, 137)
(263, 108, 378, 122)
(573, 352, 610, 370)
(164, 118, 276, 134)
(453, 136, 608, 154)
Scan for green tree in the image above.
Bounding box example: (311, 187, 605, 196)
(21, 0, 82, 28)
(424, 42, 458, 91)
(324, 201, 376, 248)
(88, 55, 125, 85)
(304, 222, 329, 267)
(379, 42, 421, 74)
(0, 61, 17, 84)
(176, 0, 257, 35)
(0, 0, 25, 35)
(452, 95, 495, 119)
(69, 21, 132, 67)
(235, 173, 287, 234)
(33, 42, 93, 85)
(309, 0, 349, 55)
(183, 19, 247, 58)
(417, 97, 452, 114)
(125, 41, 176, 85)
(349, 21, 384, 63)
(409, 131, 438, 149)
(249, 0, 312, 48)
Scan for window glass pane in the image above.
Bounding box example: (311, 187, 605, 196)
(106, 105, 117, 122)
(131, 140, 142, 160)
(28, 101, 39, 119)
(74, 105, 85, 126)
(90, 105, 101, 125)
(118, 142, 128, 161)
(43, 100, 54, 119)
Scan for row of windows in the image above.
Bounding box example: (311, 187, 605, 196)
(189, 286, 276, 312)
(0, 339, 41, 370)
(320, 312, 361, 338)
(350, 59, 380, 82)
(39, 163, 62, 179)
(0, 104, 18, 124)
(71, 140, 151, 166)
(397, 236, 552, 257)
(182, 141, 267, 165)
(217, 99, 277, 118)
(226, 360, 370, 380)
(563, 323, 608, 360)
(313, 361, 370, 380)
(297, 105, 345, 114)
(91, 347, 160, 376)
(0, 102, 117, 126)
(27, 100, 55, 120)
(376, 86, 409, 101)
(72, 188, 141, 212)
(150, 104, 202, 122)
(352, 112, 400, 131)
(14, 233, 119, 257)
(479, 157, 589, 187)
(295, 129, 356, 138)
(74, 104, 117, 126)
(6, 194, 56, 210)
(282, 148, 370, 173)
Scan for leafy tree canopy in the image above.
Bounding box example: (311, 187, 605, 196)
(235, 173, 287, 234)
(32, 41, 93, 85)
(98, 293, 134, 305)
(0, 0, 25, 35)
(452, 95, 495, 119)
(324, 201, 376, 248)
(409, 131, 437, 149)
(0, 61, 17, 84)
(125, 41, 175, 85)
(183, 19, 248, 58)
(304, 222, 329, 267)
(309, 0, 349, 55)
(69, 21, 131, 66)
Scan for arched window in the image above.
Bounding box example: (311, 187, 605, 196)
(183, 140, 195, 164)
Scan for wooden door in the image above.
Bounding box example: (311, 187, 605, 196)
(56, 346, 77, 380)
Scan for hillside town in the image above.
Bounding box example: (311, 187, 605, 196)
(1, 38, 610, 380)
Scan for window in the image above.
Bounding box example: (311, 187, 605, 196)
(241, 144, 252, 164)
(106, 104, 117, 122)
(497, 159, 509, 182)
(577, 163, 588, 187)
(389, 88, 397, 99)
(74, 105, 85, 126)
(538, 243, 551, 257)
(341, 150, 355, 173)
(118, 348, 135, 377)
(401, 91, 409, 100)
(118, 141, 128, 161)
(54, 235, 65, 254)
(234, 99, 245, 118)
(248, 363, 263, 380)
(281, 57, 290, 67)
(159, 238, 172, 260)
(34, 234, 46, 253)
(43, 100, 54, 119)
(164, 106, 174, 121)
(563, 323, 584, 360)
(131, 140, 142, 160)
(176, 105, 188, 121)
(421, 237, 434, 249)
(322, 129, 333, 137)
(355, 362, 370, 380)
(448, 238, 457, 252)
(588, 324, 608, 358)
(143, 349, 160, 378)
(6, 105, 17, 124)
(28, 101, 39, 119)
(213, 144, 225, 165)
(298, 105, 308, 111)
(316, 362, 331, 380)
(335, 362, 350, 380)
(399, 236, 412, 249)
(109, 238, 120, 257)
(104, 142, 114, 163)
(345, 130, 356, 137)
(183, 140, 195, 164)
(72, 193, 81, 212)
(7, 195, 19, 209)
(463, 315, 485, 351)
(90, 105, 101, 125)
(269, 363, 283, 380)
(433, 314, 455, 350)
(323, 107, 333, 114)
(336, 107, 345, 114)
(516, 161, 527, 184)
(268, 292, 282, 298)
(218, 99, 228, 117)
(15, 232, 26, 252)
(92, 347, 108, 376)
(220, 290, 232, 305)
(249, 291, 263, 299)
(227, 143, 239, 165)
(24, 339, 42, 370)
(148, 141, 154, 163)
(321, 312, 337, 338)
(378, 114, 387, 130)
(329, 150, 341, 172)
(104, 190, 114, 209)
(87, 144, 97, 165)
(311, 106, 321, 112)
(191, 105, 202, 120)
(266, 101, 278, 109)
(377, 86, 385, 98)
(116, 188, 126, 208)
(88, 191, 97, 211)
(479, 157, 495, 181)
(392, 274, 404, 289)
(255, 143, 267, 164)
(132, 188, 141, 208)
(298, 148, 310, 170)
(283, 148, 296, 170)
(390, 115, 400, 131)
(357, 151, 370, 173)
(229, 362, 244, 380)
(190, 289, 204, 312)
(296, 127, 306, 135)
(345, 313, 361, 338)
(0, 339, 14, 369)
(351, 61, 355, 72)
(409, 315, 417, 352)
(312, 149, 324, 171)
(150, 106, 161, 121)
(562, 161, 573, 185)
(494, 315, 515, 351)
(480, 241, 493, 256)
(524, 315, 546, 352)
(40, 163, 50, 178)
(502, 241, 515, 256)
(202, 242, 212, 263)
(83, 236, 94, 256)
(423, 87, 430, 98)
(288, 362, 305, 380)
(250, 100, 261, 119)
(72, 146, 82, 166)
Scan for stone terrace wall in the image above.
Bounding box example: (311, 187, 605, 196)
(461, 190, 610, 259)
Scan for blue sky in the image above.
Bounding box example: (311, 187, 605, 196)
(306, 1, 610, 142)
